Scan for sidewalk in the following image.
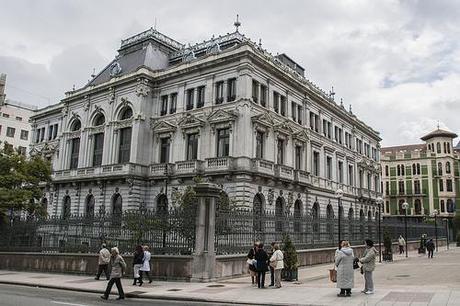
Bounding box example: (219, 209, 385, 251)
(0, 245, 457, 306)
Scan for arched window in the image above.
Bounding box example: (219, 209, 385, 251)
(119, 107, 133, 120)
(275, 197, 285, 233)
(437, 142, 441, 153)
(85, 194, 95, 217)
(401, 164, 405, 176)
(444, 142, 447, 153)
(253, 193, 265, 233)
(70, 119, 81, 131)
(417, 163, 421, 175)
(326, 204, 334, 241)
(412, 164, 416, 175)
(92, 114, 105, 167)
(62, 195, 71, 219)
(112, 193, 122, 215)
(118, 107, 133, 164)
(69, 119, 81, 169)
(397, 165, 400, 176)
(93, 113, 105, 126)
(438, 162, 443, 175)
(294, 199, 302, 233)
(414, 199, 422, 215)
(447, 143, 451, 154)
(446, 162, 451, 174)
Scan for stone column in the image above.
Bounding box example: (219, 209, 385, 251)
(191, 183, 221, 282)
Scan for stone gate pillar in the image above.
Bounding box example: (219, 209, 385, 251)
(191, 183, 221, 282)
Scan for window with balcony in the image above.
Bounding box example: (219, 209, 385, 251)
(338, 161, 343, 183)
(160, 137, 170, 163)
(93, 133, 104, 166)
(215, 81, 224, 104)
(256, 131, 264, 159)
(446, 179, 453, 192)
(227, 78, 236, 102)
(20, 129, 29, 140)
(439, 179, 444, 192)
(313, 151, 320, 176)
(6, 127, 15, 137)
(169, 93, 177, 114)
(277, 138, 285, 165)
(252, 80, 259, 103)
(186, 133, 199, 160)
(197, 86, 205, 108)
(186, 88, 194, 110)
(374, 176, 379, 192)
(260, 85, 267, 107)
(295, 146, 302, 170)
(326, 156, 332, 180)
(217, 128, 230, 157)
(160, 95, 168, 116)
(70, 137, 80, 169)
(280, 96, 286, 116)
(118, 127, 131, 163)
(273, 92, 280, 113)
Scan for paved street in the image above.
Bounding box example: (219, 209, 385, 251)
(0, 245, 458, 305)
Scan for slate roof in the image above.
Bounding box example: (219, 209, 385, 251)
(420, 128, 458, 141)
(381, 144, 426, 154)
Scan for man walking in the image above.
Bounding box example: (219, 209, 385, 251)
(95, 243, 111, 280)
(426, 238, 435, 258)
(398, 235, 406, 255)
(101, 247, 126, 300)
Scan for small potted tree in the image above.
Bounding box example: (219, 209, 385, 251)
(382, 229, 393, 261)
(281, 234, 299, 281)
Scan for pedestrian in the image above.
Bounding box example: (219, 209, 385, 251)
(139, 245, 153, 284)
(335, 240, 344, 256)
(359, 239, 377, 295)
(247, 241, 259, 286)
(398, 235, 406, 254)
(95, 243, 111, 280)
(268, 242, 275, 287)
(100, 247, 126, 300)
(269, 243, 284, 289)
(426, 238, 435, 258)
(335, 240, 354, 297)
(132, 245, 144, 286)
(255, 242, 269, 289)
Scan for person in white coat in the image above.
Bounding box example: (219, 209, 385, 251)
(139, 245, 152, 284)
(269, 243, 284, 288)
(335, 240, 354, 297)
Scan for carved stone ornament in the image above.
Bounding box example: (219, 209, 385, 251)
(109, 61, 122, 77)
(171, 187, 180, 207)
(206, 41, 221, 55)
(182, 48, 196, 62)
(126, 178, 134, 195)
(62, 102, 69, 117)
(83, 95, 91, 112)
(108, 87, 116, 104)
(135, 78, 151, 97)
(267, 188, 274, 206)
(287, 192, 294, 212)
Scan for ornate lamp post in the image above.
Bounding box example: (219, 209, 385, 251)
(432, 209, 439, 252)
(443, 218, 449, 250)
(335, 189, 343, 245)
(376, 196, 383, 263)
(402, 201, 409, 258)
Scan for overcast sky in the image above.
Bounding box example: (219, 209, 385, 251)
(1, 0, 460, 146)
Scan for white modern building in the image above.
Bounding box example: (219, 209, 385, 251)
(30, 26, 382, 222)
(0, 74, 36, 155)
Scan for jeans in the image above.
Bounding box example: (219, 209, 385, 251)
(96, 264, 110, 280)
(103, 278, 124, 298)
(274, 269, 282, 288)
(257, 271, 266, 288)
(364, 271, 374, 292)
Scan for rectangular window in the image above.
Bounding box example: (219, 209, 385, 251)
(414, 180, 421, 194)
(310, 112, 315, 130)
(277, 138, 284, 164)
(297, 105, 302, 124)
(327, 122, 331, 139)
(118, 127, 132, 163)
(15, 116, 22, 121)
(53, 124, 58, 139)
(348, 165, 354, 186)
(313, 151, 320, 176)
(334, 126, 339, 142)
(326, 156, 332, 179)
(252, 80, 259, 103)
(398, 180, 405, 194)
(215, 81, 224, 104)
(295, 146, 302, 170)
(186, 88, 194, 110)
(338, 161, 343, 183)
(169, 93, 177, 114)
(385, 181, 390, 195)
(227, 78, 236, 102)
(385, 201, 390, 214)
(160, 95, 168, 116)
(2, 113, 9, 118)
(93, 133, 104, 166)
(367, 173, 372, 190)
(314, 114, 319, 133)
(217, 128, 230, 157)
(291, 102, 296, 122)
(439, 179, 444, 192)
(197, 86, 205, 108)
(160, 137, 170, 163)
(447, 179, 453, 192)
(48, 125, 53, 140)
(322, 120, 327, 137)
(186, 133, 199, 160)
(70, 137, 80, 169)
(260, 85, 267, 107)
(440, 200, 445, 212)
(20, 130, 29, 140)
(280, 96, 286, 116)
(6, 127, 15, 137)
(18, 146, 27, 156)
(273, 92, 280, 113)
(256, 131, 264, 159)
(40, 127, 45, 142)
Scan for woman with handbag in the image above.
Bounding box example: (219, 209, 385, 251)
(335, 240, 354, 297)
(247, 241, 259, 286)
(132, 245, 144, 286)
(269, 243, 284, 288)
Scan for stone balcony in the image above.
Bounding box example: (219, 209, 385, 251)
(205, 157, 234, 172)
(175, 160, 204, 175)
(53, 163, 148, 181)
(294, 170, 310, 184)
(275, 164, 294, 181)
(251, 159, 275, 176)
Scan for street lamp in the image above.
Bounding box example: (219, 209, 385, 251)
(335, 189, 343, 245)
(432, 209, 439, 252)
(376, 196, 383, 263)
(402, 201, 409, 258)
(443, 218, 449, 250)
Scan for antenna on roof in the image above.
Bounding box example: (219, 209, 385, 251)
(91, 68, 96, 78)
(234, 14, 241, 32)
(437, 120, 440, 129)
(329, 86, 335, 101)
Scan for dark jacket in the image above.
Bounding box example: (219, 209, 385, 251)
(247, 247, 256, 260)
(255, 248, 269, 272)
(426, 239, 435, 251)
(133, 250, 144, 265)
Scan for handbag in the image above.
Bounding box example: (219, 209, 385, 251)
(353, 258, 360, 270)
(269, 260, 277, 269)
(329, 268, 337, 283)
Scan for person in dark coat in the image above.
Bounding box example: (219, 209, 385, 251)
(268, 242, 276, 287)
(132, 245, 144, 286)
(100, 247, 126, 300)
(426, 238, 435, 258)
(254, 243, 269, 289)
(247, 241, 259, 286)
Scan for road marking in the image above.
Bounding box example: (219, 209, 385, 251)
(51, 301, 90, 306)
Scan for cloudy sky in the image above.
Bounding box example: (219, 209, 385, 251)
(1, 0, 460, 146)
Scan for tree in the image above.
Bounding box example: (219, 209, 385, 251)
(0, 147, 51, 223)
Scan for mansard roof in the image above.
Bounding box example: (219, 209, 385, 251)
(420, 128, 458, 141)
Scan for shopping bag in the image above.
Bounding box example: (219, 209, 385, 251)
(329, 269, 337, 283)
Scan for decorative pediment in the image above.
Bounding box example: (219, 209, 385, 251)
(274, 120, 295, 136)
(112, 118, 133, 130)
(323, 145, 335, 154)
(292, 130, 309, 143)
(178, 113, 205, 130)
(207, 109, 238, 125)
(151, 119, 177, 134)
(251, 112, 276, 130)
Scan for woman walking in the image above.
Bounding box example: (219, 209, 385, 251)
(335, 240, 354, 297)
(247, 241, 259, 286)
(100, 247, 126, 300)
(132, 245, 144, 286)
(269, 243, 284, 288)
(360, 239, 377, 295)
(139, 245, 152, 284)
(255, 243, 269, 289)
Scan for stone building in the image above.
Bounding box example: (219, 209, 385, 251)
(30, 27, 382, 223)
(381, 128, 459, 219)
(0, 74, 36, 155)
